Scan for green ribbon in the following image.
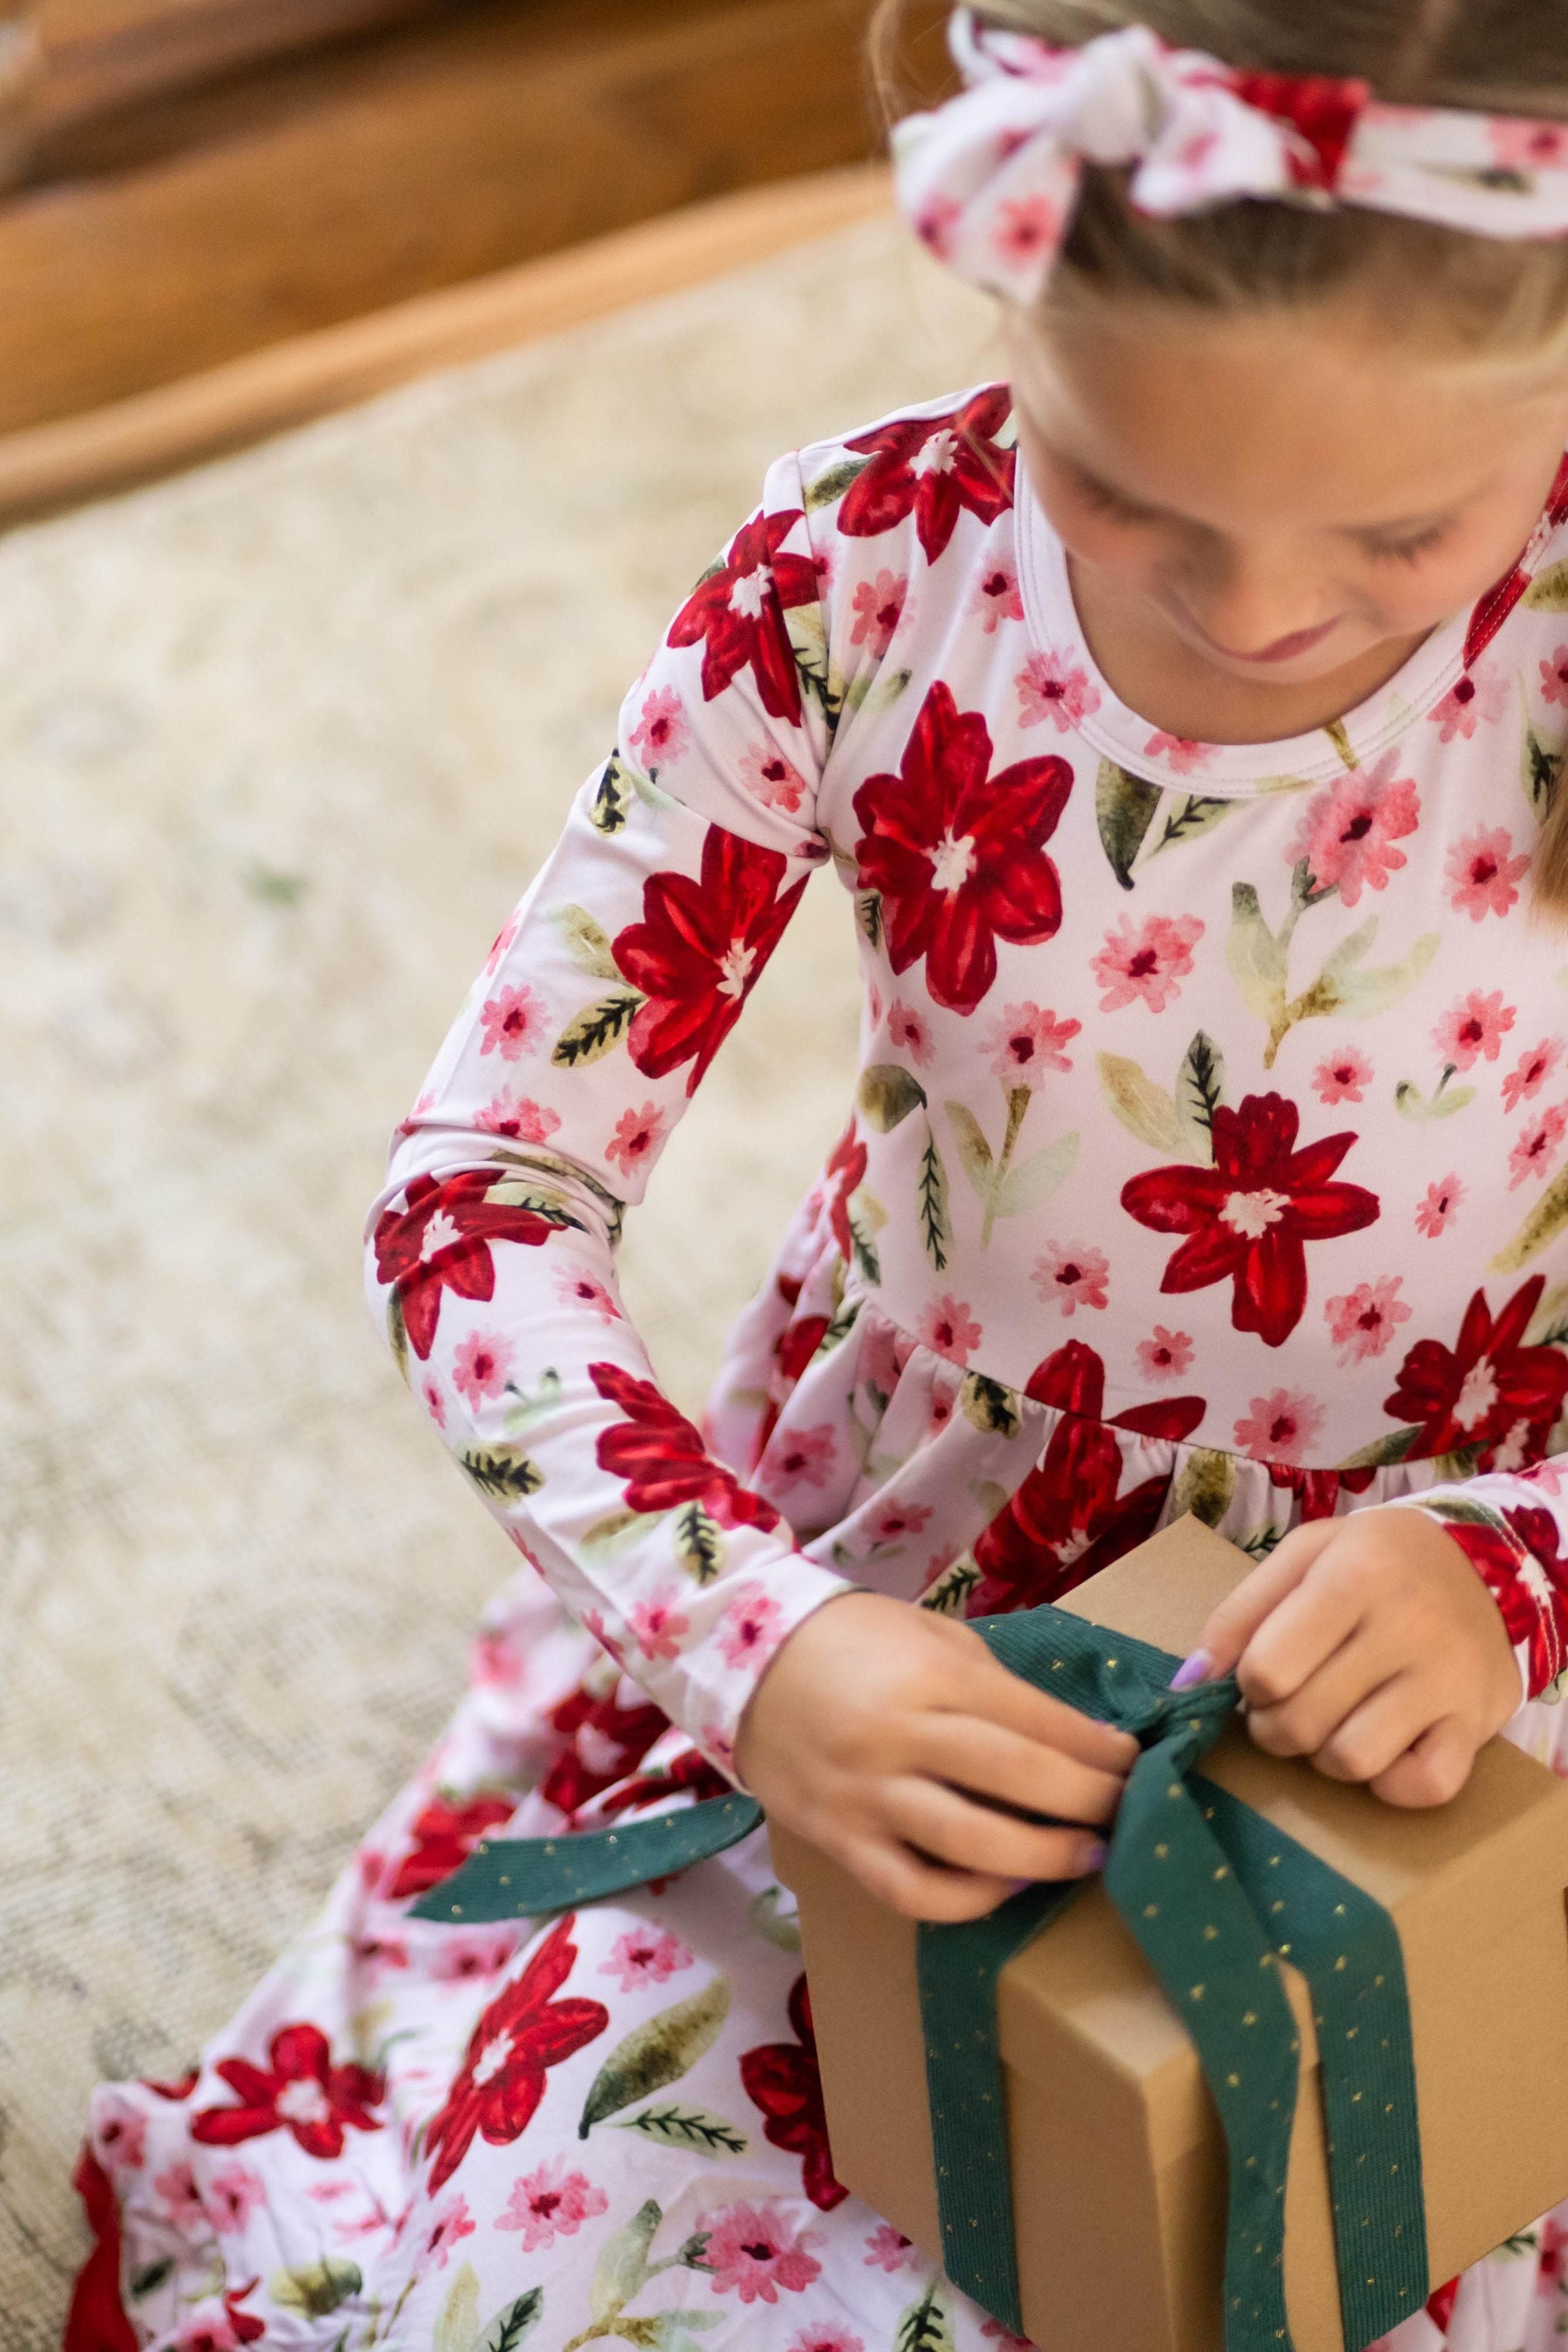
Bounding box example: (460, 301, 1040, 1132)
(413, 1604, 1428, 2352)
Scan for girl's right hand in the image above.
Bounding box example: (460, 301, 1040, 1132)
(733, 1590, 1137, 1922)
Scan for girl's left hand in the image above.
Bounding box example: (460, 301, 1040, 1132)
(1183, 1507, 1524, 1808)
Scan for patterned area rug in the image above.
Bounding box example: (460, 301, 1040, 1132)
(0, 214, 990, 2345)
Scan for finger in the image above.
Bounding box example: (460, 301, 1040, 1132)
(910, 1713, 1126, 1828)
(1235, 1547, 1369, 1711)
(1190, 1521, 1339, 1682)
(1300, 1672, 1437, 1787)
(882, 1774, 1106, 1886)
(1369, 1714, 1479, 1810)
(954, 1649, 1139, 1775)
(845, 1833, 1017, 1924)
(1250, 1637, 1410, 1769)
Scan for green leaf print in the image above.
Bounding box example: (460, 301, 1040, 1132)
(1338, 1424, 1423, 1472)
(855, 889, 883, 950)
(788, 604, 844, 732)
(917, 1120, 952, 1273)
(588, 2201, 662, 2326)
(895, 2278, 956, 2352)
(1492, 1165, 1568, 1273)
(1526, 1281, 1568, 1347)
(504, 1366, 565, 1434)
(1394, 1072, 1476, 1122)
(578, 1978, 732, 2135)
(1095, 759, 1161, 889)
(552, 990, 646, 1069)
(579, 1507, 670, 1557)
(1154, 793, 1236, 856)
(990, 1129, 1080, 1221)
(436, 2262, 482, 2352)
(551, 903, 621, 982)
(946, 1101, 994, 1192)
(945, 1092, 1073, 1243)
(1524, 714, 1566, 820)
(859, 1065, 929, 1132)
(1171, 1448, 1235, 1529)
(476, 2290, 543, 2352)
(1226, 884, 1289, 1027)
(919, 1554, 980, 1615)
(590, 756, 633, 836)
(845, 665, 915, 719)
(270, 2261, 363, 2321)
(1097, 1051, 1202, 1163)
(804, 453, 870, 512)
(1229, 879, 1439, 1067)
(960, 1372, 1022, 1438)
(612, 2104, 749, 2156)
(673, 1501, 725, 1585)
(1175, 1032, 1226, 1155)
(1416, 1493, 1513, 1534)
(848, 1195, 885, 1286)
(749, 1885, 803, 1950)
(1528, 559, 1568, 611)
(459, 1446, 543, 1502)
(1317, 919, 1439, 1022)
(388, 1288, 410, 1383)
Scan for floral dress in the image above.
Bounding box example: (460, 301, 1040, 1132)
(71, 382, 1568, 2352)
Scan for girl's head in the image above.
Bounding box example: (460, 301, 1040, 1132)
(873, 0, 1568, 893)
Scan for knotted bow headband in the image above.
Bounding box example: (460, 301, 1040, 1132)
(895, 8, 1568, 305)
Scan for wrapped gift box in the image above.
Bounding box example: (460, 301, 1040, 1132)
(770, 1514, 1568, 2352)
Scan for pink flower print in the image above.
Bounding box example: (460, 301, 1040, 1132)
(1137, 1325, 1195, 1382)
(971, 564, 1023, 634)
(415, 2194, 476, 2271)
(1433, 989, 1516, 1072)
(697, 1721, 737, 1775)
(914, 192, 963, 261)
(888, 998, 935, 1067)
(629, 1589, 690, 1659)
(422, 1379, 447, 1430)
(599, 1926, 694, 1994)
(1510, 1102, 1568, 1189)
(1325, 1277, 1412, 1365)
(770, 1423, 838, 1490)
(1430, 660, 1510, 744)
(94, 2095, 147, 2172)
(980, 1001, 1080, 1085)
(628, 685, 689, 770)
(479, 983, 545, 1062)
(788, 2330, 866, 2352)
(606, 1101, 666, 1177)
(351, 1932, 409, 1979)
(1091, 912, 1203, 1014)
(1233, 1389, 1325, 1464)
(700, 2198, 823, 2303)
(849, 569, 909, 657)
(476, 1090, 561, 1145)
(1313, 1046, 1374, 1107)
(496, 2158, 608, 2253)
(154, 2161, 207, 2233)
(1288, 752, 1419, 906)
(863, 2221, 919, 2274)
(1415, 1174, 1465, 1238)
(1446, 825, 1530, 922)
(739, 741, 810, 814)
(1503, 1039, 1564, 1113)
(484, 912, 521, 976)
(203, 2161, 265, 2234)
(473, 1627, 523, 1686)
(557, 1267, 622, 1323)
(992, 192, 1062, 270)
(1145, 731, 1210, 775)
(1490, 119, 1568, 172)
(919, 1295, 982, 1365)
(1032, 1245, 1110, 1317)
(1541, 646, 1568, 706)
(1017, 648, 1101, 734)
(451, 1329, 513, 1410)
(719, 1585, 786, 1673)
(432, 1930, 523, 1984)
(869, 1497, 934, 1544)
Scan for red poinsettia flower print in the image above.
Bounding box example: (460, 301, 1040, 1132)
(1382, 1276, 1568, 1467)
(1121, 1094, 1379, 1349)
(839, 386, 1016, 566)
(589, 1361, 780, 1531)
(424, 1914, 608, 2193)
(64, 2151, 137, 2352)
(970, 1342, 1205, 1616)
(388, 1792, 518, 1900)
(823, 1118, 869, 1266)
(539, 1676, 670, 1818)
(614, 826, 808, 1095)
(1432, 1504, 1568, 1696)
(666, 508, 820, 722)
(739, 1974, 847, 2211)
(1464, 451, 1568, 667)
(192, 2024, 385, 2158)
(852, 682, 1071, 1016)
(373, 1170, 572, 1360)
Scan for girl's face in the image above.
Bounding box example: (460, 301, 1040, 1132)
(1007, 296, 1568, 708)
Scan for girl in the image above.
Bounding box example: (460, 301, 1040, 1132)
(71, 4, 1568, 2347)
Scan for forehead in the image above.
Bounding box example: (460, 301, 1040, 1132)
(1008, 301, 1568, 528)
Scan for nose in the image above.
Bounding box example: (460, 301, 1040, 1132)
(1172, 541, 1333, 660)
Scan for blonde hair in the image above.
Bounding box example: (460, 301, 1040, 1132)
(872, 0, 1568, 902)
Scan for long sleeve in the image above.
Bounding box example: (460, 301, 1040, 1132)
(365, 452, 856, 1777)
(1394, 1465, 1568, 1705)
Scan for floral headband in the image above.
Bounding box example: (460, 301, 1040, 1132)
(894, 8, 1568, 305)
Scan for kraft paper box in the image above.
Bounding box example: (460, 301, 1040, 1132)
(770, 1514, 1568, 2352)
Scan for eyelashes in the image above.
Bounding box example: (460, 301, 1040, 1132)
(1072, 468, 1454, 568)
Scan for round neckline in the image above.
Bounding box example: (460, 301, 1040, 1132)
(1015, 479, 1473, 800)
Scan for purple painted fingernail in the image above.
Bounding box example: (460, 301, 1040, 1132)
(1169, 1649, 1215, 1692)
(1082, 1841, 1110, 1873)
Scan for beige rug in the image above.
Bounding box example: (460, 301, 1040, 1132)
(0, 212, 992, 2346)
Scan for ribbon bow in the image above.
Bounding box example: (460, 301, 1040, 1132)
(417, 1603, 1429, 2352)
